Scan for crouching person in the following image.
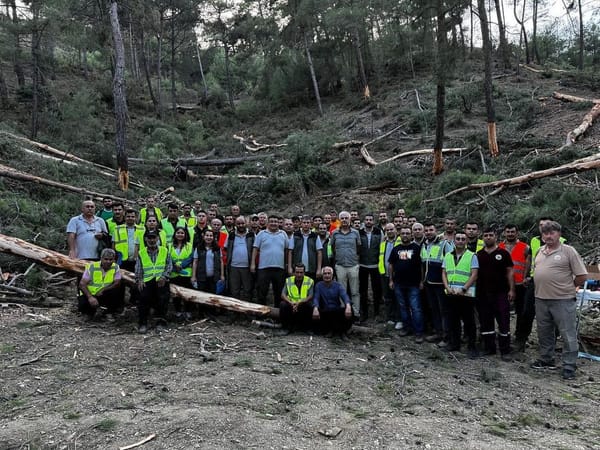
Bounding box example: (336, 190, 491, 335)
(78, 248, 121, 321)
(279, 264, 314, 334)
(312, 266, 353, 337)
(136, 230, 172, 334)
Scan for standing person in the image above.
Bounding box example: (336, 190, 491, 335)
(388, 226, 424, 342)
(412, 223, 425, 246)
(465, 222, 484, 252)
(280, 263, 314, 333)
(379, 224, 400, 328)
(330, 211, 361, 321)
(230, 204, 241, 219)
(316, 223, 333, 270)
(521, 217, 567, 351)
(135, 216, 166, 256)
(112, 208, 144, 307)
(67, 199, 108, 261)
(377, 211, 388, 232)
(251, 216, 289, 306)
(191, 210, 210, 246)
(78, 249, 121, 321)
(291, 215, 323, 280)
(439, 216, 457, 242)
(169, 226, 194, 320)
(105, 202, 125, 237)
(96, 197, 114, 221)
(499, 224, 531, 352)
(161, 203, 185, 243)
(476, 227, 515, 360)
(191, 229, 225, 294)
(180, 203, 197, 228)
(135, 230, 171, 333)
(226, 216, 255, 302)
(359, 213, 383, 322)
(312, 266, 353, 337)
(442, 232, 479, 357)
(421, 223, 454, 345)
(328, 210, 340, 234)
(139, 196, 163, 225)
(530, 221, 587, 380)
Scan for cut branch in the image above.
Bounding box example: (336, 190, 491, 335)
(233, 134, 287, 152)
(424, 153, 600, 203)
(0, 233, 274, 318)
(377, 148, 467, 165)
(566, 103, 600, 146)
(553, 91, 600, 104)
(0, 163, 133, 204)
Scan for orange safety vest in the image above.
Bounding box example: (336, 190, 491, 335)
(499, 240, 528, 284)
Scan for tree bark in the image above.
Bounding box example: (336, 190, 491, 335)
(195, 41, 208, 101)
(0, 163, 132, 204)
(303, 29, 323, 116)
(531, 0, 540, 63)
(578, 0, 584, 71)
(224, 43, 235, 109)
(566, 103, 600, 145)
(353, 27, 368, 95)
(0, 69, 8, 108)
(109, 1, 129, 191)
(9, 0, 25, 87)
(30, 0, 41, 140)
(478, 0, 499, 157)
(433, 0, 447, 175)
(170, 0, 177, 114)
(139, 28, 159, 112)
(494, 0, 511, 68)
(156, 11, 164, 119)
(514, 0, 530, 64)
(0, 234, 273, 317)
(176, 155, 269, 166)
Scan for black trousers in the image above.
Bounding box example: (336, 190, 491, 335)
(138, 279, 170, 326)
(256, 268, 285, 307)
(447, 294, 476, 350)
(315, 308, 353, 335)
(515, 282, 536, 344)
(78, 288, 119, 316)
(279, 301, 313, 331)
(359, 266, 382, 319)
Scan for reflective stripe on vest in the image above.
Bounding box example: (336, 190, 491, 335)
(169, 242, 193, 278)
(285, 276, 314, 303)
(379, 238, 401, 274)
(499, 240, 528, 284)
(137, 229, 167, 253)
(86, 261, 117, 295)
(444, 250, 475, 285)
(420, 240, 446, 263)
(140, 246, 168, 282)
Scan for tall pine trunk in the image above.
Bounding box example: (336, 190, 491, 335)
(494, 0, 511, 68)
(109, 1, 129, 190)
(433, 0, 447, 175)
(578, 0, 584, 71)
(195, 42, 208, 102)
(9, 0, 25, 88)
(303, 29, 323, 116)
(30, 0, 41, 140)
(514, 0, 530, 64)
(139, 29, 159, 113)
(478, 0, 499, 157)
(224, 43, 234, 109)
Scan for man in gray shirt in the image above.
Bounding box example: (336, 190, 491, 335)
(331, 211, 361, 321)
(67, 199, 108, 260)
(251, 215, 289, 306)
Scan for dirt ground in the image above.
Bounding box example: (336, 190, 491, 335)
(2, 299, 600, 450)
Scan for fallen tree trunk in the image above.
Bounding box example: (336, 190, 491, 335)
(0, 163, 134, 204)
(177, 155, 268, 166)
(377, 147, 467, 164)
(552, 91, 600, 104)
(0, 233, 273, 317)
(566, 103, 600, 145)
(424, 152, 600, 203)
(0, 131, 144, 188)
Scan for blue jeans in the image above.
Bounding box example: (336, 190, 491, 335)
(394, 285, 424, 335)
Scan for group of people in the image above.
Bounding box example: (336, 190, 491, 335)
(66, 197, 588, 380)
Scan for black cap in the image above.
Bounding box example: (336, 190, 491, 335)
(145, 230, 158, 238)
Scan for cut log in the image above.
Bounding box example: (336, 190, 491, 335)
(553, 92, 600, 104)
(232, 134, 287, 152)
(193, 174, 267, 180)
(377, 148, 467, 165)
(566, 103, 600, 145)
(0, 163, 134, 204)
(0, 233, 273, 317)
(0, 131, 143, 188)
(424, 152, 600, 203)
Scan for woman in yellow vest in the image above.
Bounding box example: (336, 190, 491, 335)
(170, 226, 194, 320)
(78, 248, 122, 321)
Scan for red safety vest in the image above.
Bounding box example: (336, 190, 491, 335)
(499, 240, 528, 284)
